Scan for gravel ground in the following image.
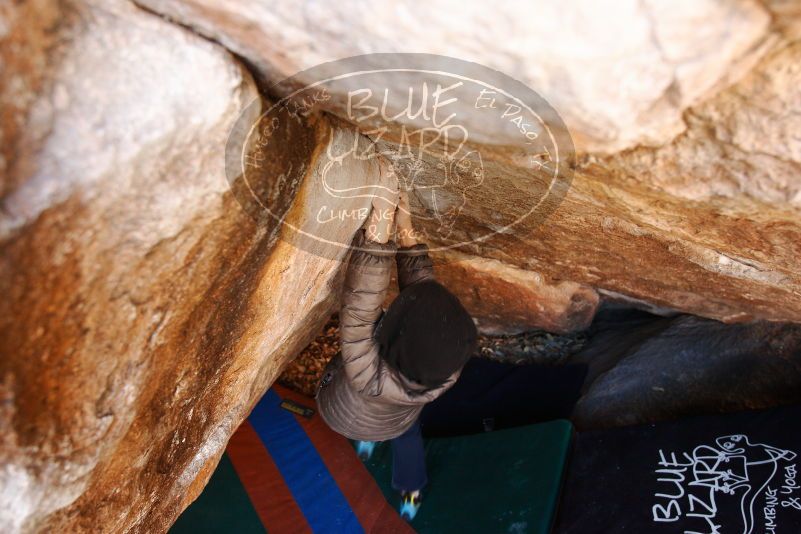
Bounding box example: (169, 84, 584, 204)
(278, 315, 588, 396)
(278, 316, 341, 397)
(477, 329, 587, 366)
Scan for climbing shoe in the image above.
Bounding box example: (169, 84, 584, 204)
(355, 440, 377, 461)
(399, 490, 422, 522)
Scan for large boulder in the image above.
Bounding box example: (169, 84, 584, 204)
(136, 0, 801, 325)
(0, 1, 375, 531)
(386, 251, 600, 335)
(134, 0, 773, 154)
(3, 0, 801, 531)
(571, 311, 801, 430)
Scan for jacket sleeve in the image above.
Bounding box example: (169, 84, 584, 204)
(339, 230, 397, 395)
(396, 242, 435, 291)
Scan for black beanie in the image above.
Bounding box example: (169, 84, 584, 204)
(376, 280, 477, 388)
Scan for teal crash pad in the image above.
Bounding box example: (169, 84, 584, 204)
(170, 454, 265, 534)
(361, 419, 573, 533)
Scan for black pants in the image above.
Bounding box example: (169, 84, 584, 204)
(391, 419, 427, 492)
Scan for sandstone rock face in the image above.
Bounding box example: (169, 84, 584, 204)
(135, 0, 773, 154)
(3, 0, 801, 532)
(436, 255, 599, 335)
(0, 1, 375, 531)
(387, 252, 600, 335)
(136, 0, 801, 325)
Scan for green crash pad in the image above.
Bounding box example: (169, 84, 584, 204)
(362, 420, 573, 533)
(171, 454, 265, 534)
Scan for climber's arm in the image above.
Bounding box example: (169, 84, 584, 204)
(339, 156, 399, 394)
(395, 191, 435, 290)
(339, 230, 396, 394)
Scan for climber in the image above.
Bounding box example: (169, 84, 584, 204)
(316, 155, 478, 522)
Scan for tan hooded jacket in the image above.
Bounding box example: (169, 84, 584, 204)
(316, 230, 461, 441)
